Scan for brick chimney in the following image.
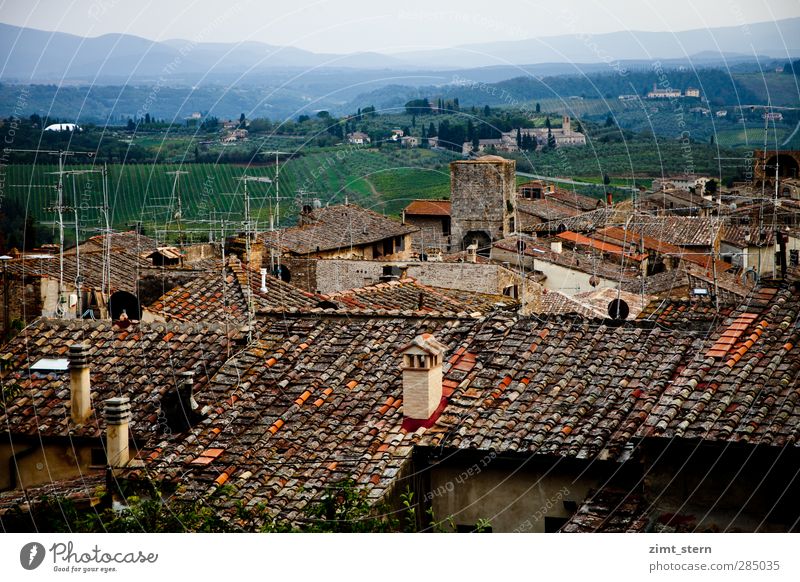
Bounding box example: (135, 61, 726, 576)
(68, 343, 92, 424)
(396, 334, 448, 425)
(104, 396, 131, 468)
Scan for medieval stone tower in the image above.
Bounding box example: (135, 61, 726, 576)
(449, 155, 516, 253)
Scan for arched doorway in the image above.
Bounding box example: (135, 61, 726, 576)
(463, 230, 492, 257)
(108, 291, 141, 320)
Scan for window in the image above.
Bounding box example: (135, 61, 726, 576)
(90, 448, 107, 467)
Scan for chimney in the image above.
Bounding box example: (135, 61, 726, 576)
(550, 241, 563, 254)
(161, 370, 200, 432)
(104, 396, 131, 468)
(466, 243, 478, 263)
(606, 192, 613, 207)
(68, 343, 92, 424)
(260, 267, 268, 292)
(396, 334, 448, 423)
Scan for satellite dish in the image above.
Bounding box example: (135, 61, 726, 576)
(608, 299, 630, 320)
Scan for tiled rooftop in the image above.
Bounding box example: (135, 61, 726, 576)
(260, 204, 418, 255)
(148, 258, 320, 322)
(320, 277, 516, 316)
(640, 283, 800, 445)
(559, 487, 650, 532)
(6, 231, 157, 293)
(421, 315, 702, 459)
(629, 216, 721, 247)
(0, 318, 238, 439)
(130, 316, 479, 524)
(517, 198, 581, 224)
(403, 199, 452, 217)
(594, 226, 731, 273)
(493, 235, 641, 283)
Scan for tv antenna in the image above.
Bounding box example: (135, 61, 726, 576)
(261, 151, 289, 227)
(166, 170, 189, 245)
(237, 175, 273, 343)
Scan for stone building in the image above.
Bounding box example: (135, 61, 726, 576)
(449, 155, 516, 254)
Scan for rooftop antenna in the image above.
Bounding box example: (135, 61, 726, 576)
(238, 175, 273, 344)
(166, 170, 189, 245)
(261, 151, 289, 227)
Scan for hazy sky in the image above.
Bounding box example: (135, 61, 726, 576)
(2, 0, 799, 53)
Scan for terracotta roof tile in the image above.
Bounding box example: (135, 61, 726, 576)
(260, 204, 418, 255)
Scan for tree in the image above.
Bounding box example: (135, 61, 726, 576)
(516, 128, 522, 148)
(316, 110, 330, 118)
(605, 114, 615, 127)
(547, 127, 556, 150)
(535, 103, 541, 113)
(472, 134, 480, 152)
(239, 112, 246, 124)
(603, 173, 611, 186)
(705, 179, 718, 196)
(144, 113, 151, 125)
(428, 122, 436, 136)
(545, 116, 551, 129)
(126, 118, 135, 131)
(405, 99, 431, 115)
(298, 114, 310, 123)
(29, 113, 42, 127)
(0, 197, 38, 253)
(484, 105, 491, 117)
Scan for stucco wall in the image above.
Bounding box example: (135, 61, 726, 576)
(427, 458, 607, 533)
(0, 441, 95, 491)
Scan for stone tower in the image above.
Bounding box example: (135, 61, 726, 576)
(449, 155, 516, 253)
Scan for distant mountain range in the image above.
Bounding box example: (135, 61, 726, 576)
(1, 18, 798, 83)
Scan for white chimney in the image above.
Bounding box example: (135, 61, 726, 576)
(260, 267, 268, 292)
(550, 241, 563, 254)
(466, 243, 478, 263)
(397, 334, 448, 421)
(104, 396, 131, 468)
(68, 343, 92, 424)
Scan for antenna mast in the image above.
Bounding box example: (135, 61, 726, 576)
(261, 151, 288, 227)
(237, 175, 272, 344)
(166, 170, 189, 245)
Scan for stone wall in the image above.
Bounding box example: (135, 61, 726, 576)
(450, 157, 516, 250)
(404, 216, 451, 252)
(309, 258, 520, 295)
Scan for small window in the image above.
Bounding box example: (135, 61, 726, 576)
(90, 448, 107, 467)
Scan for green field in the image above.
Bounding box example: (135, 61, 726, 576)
(3, 147, 456, 242)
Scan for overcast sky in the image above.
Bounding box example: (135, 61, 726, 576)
(2, 0, 799, 54)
